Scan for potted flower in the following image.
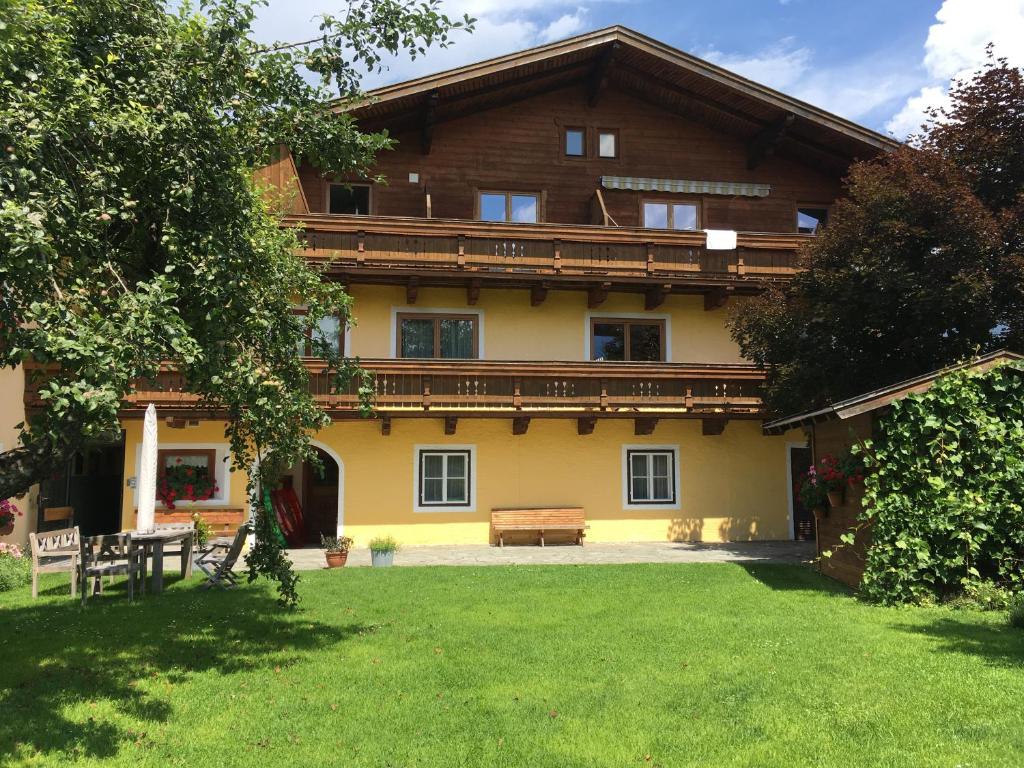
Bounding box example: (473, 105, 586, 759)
(0, 499, 22, 536)
(191, 511, 212, 550)
(817, 454, 847, 508)
(795, 465, 829, 520)
(369, 535, 399, 568)
(321, 534, 354, 568)
(158, 458, 219, 509)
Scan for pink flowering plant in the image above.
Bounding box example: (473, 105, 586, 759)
(0, 498, 22, 529)
(795, 451, 865, 509)
(0, 540, 30, 592)
(157, 458, 219, 510)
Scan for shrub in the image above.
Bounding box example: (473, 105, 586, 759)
(945, 581, 1013, 611)
(854, 361, 1024, 604)
(0, 544, 31, 592)
(320, 534, 354, 554)
(1009, 594, 1024, 629)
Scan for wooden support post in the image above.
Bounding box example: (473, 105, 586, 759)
(588, 282, 610, 309)
(684, 387, 694, 409)
(457, 234, 466, 267)
(444, 416, 457, 436)
(512, 377, 522, 409)
(634, 417, 658, 436)
(577, 417, 596, 436)
(380, 415, 391, 436)
(703, 286, 731, 311)
(736, 250, 747, 277)
(702, 418, 727, 436)
(553, 239, 562, 272)
(645, 242, 655, 275)
(645, 284, 671, 310)
(406, 276, 419, 305)
(467, 278, 481, 306)
(599, 378, 608, 410)
(530, 283, 548, 307)
(512, 416, 530, 436)
(422, 375, 431, 411)
(356, 230, 366, 263)
(420, 90, 439, 155)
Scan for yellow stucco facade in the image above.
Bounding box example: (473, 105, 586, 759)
(114, 286, 801, 546)
(0, 365, 35, 546)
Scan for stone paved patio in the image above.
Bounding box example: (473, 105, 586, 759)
(287, 540, 816, 570)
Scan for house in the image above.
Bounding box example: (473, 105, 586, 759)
(16, 27, 898, 548)
(763, 351, 1024, 586)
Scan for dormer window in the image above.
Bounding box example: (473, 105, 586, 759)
(565, 128, 585, 157)
(797, 206, 829, 235)
(328, 183, 370, 215)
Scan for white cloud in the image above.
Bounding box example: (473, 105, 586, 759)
(885, 0, 1024, 138)
(702, 39, 918, 124)
(251, 0, 604, 90)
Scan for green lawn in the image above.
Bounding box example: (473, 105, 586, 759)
(2, 563, 1023, 767)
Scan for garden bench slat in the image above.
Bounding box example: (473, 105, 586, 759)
(491, 508, 587, 547)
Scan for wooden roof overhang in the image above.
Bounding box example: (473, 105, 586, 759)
(762, 351, 1024, 435)
(289, 213, 806, 302)
(342, 26, 899, 173)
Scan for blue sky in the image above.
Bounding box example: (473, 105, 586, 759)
(252, 0, 1024, 138)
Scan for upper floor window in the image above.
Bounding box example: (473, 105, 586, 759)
(292, 309, 343, 358)
(398, 313, 478, 359)
(598, 129, 618, 159)
(565, 128, 585, 157)
(642, 200, 699, 231)
(591, 318, 665, 362)
(797, 206, 829, 235)
(478, 191, 539, 223)
(328, 183, 370, 215)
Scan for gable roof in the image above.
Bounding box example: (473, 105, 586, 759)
(344, 26, 900, 172)
(762, 351, 1024, 435)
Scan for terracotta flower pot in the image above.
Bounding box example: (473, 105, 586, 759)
(0, 521, 13, 536)
(325, 551, 348, 568)
(826, 490, 845, 508)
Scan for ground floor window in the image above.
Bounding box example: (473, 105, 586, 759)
(416, 447, 474, 510)
(623, 447, 678, 507)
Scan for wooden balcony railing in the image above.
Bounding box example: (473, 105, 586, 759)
(285, 214, 806, 283)
(98, 359, 765, 419)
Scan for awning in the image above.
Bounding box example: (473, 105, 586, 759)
(601, 176, 771, 197)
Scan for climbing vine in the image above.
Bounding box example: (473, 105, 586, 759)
(849, 360, 1024, 604)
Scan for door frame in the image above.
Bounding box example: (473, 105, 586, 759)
(786, 441, 809, 541)
(310, 440, 345, 537)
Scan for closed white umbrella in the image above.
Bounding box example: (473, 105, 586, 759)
(136, 403, 158, 532)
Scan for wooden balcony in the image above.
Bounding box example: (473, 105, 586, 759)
(286, 214, 806, 295)
(26, 359, 766, 424)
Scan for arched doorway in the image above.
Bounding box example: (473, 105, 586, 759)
(300, 447, 340, 545)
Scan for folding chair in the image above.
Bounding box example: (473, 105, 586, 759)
(194, 524, 249, 589)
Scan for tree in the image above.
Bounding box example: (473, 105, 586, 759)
(0, 0, 472, 604)
(730, 55, 1024, 417)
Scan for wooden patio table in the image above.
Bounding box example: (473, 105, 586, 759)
(127, 528, 194, 594)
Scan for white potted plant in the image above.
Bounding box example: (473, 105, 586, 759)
(369, 536, 399, 567)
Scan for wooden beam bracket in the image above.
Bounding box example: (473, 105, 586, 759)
(703, 286, 732, 311)
(380, 415, 392, 436)
(645, 283, 671, 310)
(444, 416, 458, 436)
(467, 278, 481, 306)
(577, 416, 597, 436)
(586, 42, 619, 107)
(512, 416, 530, 436)
(406, 276, 420, 305)
(530, 282, 549, 307)
(747, 112, 795, 170)
(421, 90, 439, 155)
(634, 417, 658, 436)
(588, 282, 611, 309)
(702, 418, 728, 436)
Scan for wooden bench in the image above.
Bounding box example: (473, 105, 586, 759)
(490, 508, 587, 547)
(133, 508, 247, 538)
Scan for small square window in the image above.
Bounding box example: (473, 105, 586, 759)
(417, 449, 473, 509)
(625, 449, 677, 505)
(328, 184, 370, 215)
(565, 128, 585, 157)
(598, 130, 617, 158)
(797, 207, 829, 235)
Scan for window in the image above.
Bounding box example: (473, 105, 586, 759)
(591, 318, 665, 362)
(643, 201, 699, 230)
(398, 313, 478, 359)
(598, 129, 618, 158)
(417, 449, 472, 508)
(565, 127, 585, 157)
(478, 191, 539, 223)
(797, 206, 829, 235)
(292, 309, 343, 358)
(156, 449, 218, 505)
(328, 183, 370, 215)
(626, 449, 677, 505)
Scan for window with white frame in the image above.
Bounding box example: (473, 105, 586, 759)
(417, 449, 472, 508)
(626, 449, 676, 505)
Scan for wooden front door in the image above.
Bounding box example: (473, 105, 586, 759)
(789, 446, 815, 541)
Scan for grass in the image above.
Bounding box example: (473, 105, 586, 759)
(2, 563, 1023, 767)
